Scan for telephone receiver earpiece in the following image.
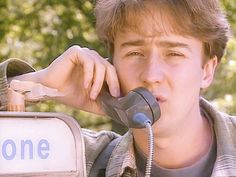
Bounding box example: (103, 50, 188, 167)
(99, 86, 161, 128)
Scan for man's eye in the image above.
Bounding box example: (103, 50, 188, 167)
(127, 52, 143, 57)
(167, 52, 184, 57)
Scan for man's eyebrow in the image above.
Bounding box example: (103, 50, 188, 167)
(157, 41, 192, 51)
(120, 39, 192, 51)
(120, 39, 146, 48)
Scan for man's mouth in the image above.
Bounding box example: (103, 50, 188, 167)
(155, 96, 166, 102)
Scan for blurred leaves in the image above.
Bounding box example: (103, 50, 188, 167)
(0, 0, 106, 68)
(203, 1, 236, 114)
(203, 38, 236, 114)
(0, 0, 236, 130)
(0, 0, 109, 131)
(221, 0, 236, 35)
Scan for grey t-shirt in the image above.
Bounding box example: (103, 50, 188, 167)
(135, 115, 216, 177)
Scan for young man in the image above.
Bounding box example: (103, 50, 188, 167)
(0, 0, 234, 176)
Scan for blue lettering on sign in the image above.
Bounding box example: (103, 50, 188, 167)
(38, 139, 50, 159)
(1, 139, 50, 160)
(2, 139, 16, 160)
(21, 140, 33, 159)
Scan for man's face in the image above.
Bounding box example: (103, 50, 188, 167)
(112, 16, 217, 132)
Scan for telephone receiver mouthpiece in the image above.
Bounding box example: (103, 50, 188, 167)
(100, 87, 161, 128)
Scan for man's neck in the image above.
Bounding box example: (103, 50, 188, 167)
(132, 113, 212, 169)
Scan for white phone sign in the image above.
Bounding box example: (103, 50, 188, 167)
(0, 112, 86, 177)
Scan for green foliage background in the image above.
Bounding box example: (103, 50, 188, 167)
(0, 0, 235, 131)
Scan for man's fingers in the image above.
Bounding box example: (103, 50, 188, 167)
(89, 62, 106, 100)
(105, 64, 120, 97)
(83, 59, 95, 89)
(68, 47, 120, 101)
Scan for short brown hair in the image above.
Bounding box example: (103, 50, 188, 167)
(95, 0, 230, 62)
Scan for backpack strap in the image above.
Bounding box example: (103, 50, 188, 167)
(89, 136, 121, 177)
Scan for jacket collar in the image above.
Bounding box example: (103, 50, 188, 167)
(106, 130, 136, 176)
(200, 98, 236, 177)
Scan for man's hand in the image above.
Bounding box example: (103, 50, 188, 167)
(12, 45, 120, 115)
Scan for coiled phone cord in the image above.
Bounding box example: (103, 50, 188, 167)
(144, 122, 154, 177)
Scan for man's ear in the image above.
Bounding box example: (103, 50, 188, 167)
(201, 56, 218, 89)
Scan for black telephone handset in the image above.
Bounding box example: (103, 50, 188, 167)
(100, 86, 161, 128)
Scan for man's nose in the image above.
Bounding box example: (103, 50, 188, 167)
(140, 56, 165, 85)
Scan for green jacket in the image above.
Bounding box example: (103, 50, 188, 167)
(1, 58, 236, 177)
